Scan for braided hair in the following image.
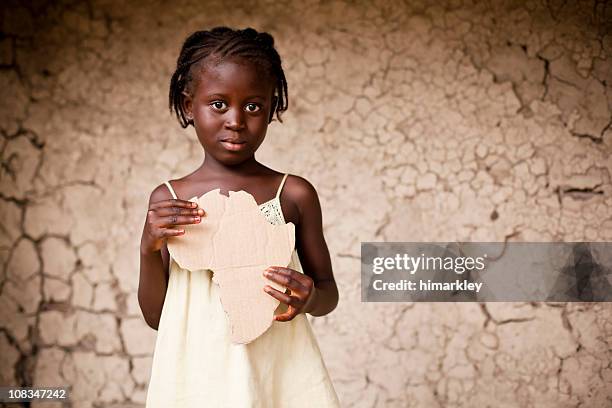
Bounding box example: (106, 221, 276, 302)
(169, 27, 288, 128)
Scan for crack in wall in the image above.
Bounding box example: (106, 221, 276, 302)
(1, 0, 611, 407)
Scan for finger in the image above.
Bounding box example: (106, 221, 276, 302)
(267, 266, 310, 283)
(149, 227, 185, 239)
(263, 285, 302, 307)
(150, 199, 200, 210)
(158, 214, 202, 228)
(153, 206, 206, 217)
(274, 308, 299, 322)
(264, 271, 308, 293)
(161, 228, 186, 236)
(264, 268, 310, 293)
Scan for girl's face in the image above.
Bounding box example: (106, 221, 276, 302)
(182, 57, 276, 166)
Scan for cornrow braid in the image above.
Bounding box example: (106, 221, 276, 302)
(169, 27, 289, 128)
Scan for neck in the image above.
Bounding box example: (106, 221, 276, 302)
(198, 153, 263, 178)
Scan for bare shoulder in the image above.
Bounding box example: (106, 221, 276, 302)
(284, 174, 319, 200)
(148, 182, 174, 205)
(282, 174, 322, 221)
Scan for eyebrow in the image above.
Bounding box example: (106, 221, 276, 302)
(206, 93, 267, 100)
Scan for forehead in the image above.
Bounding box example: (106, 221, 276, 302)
(193, 57, 274, 97)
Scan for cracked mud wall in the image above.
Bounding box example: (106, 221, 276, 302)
(1, 0, 611, 407)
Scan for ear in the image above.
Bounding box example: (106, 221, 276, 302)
(268, 96, 278, 123)
(182, 91, 194, 124)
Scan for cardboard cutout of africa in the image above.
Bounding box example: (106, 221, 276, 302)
(166, 189, 295, 344)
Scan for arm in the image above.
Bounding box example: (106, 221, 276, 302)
(139, 186, 204, 329)
(287, 176, 339, 317)
(138, 248, 168, 330)
(261, 175, 340, 320)
(138, 184, 172, 330)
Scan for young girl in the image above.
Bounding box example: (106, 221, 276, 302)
(138, 27, 341, 407)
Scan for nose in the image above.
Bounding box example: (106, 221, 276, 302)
(224, 108, 245, 131)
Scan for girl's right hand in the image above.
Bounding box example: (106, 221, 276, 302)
(141, 199, 205, 254)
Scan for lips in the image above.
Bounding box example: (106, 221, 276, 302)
(220, 139, 247, 152)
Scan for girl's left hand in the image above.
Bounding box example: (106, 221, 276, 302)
(263, 267, 316, 321)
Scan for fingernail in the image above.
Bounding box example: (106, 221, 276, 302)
(198, 209, 204, 215)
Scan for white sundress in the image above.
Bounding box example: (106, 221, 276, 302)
(145, 173, 341, 407)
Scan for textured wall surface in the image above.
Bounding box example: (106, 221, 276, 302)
(1, 0, 611, 407)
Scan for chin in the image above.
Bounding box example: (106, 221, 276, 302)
(219, 153, 254, 166)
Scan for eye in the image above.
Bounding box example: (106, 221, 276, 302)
(245, 103, 261, 113)
(210, 101, 227, 110)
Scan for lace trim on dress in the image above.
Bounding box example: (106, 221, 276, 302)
(259, 198, 285, 225)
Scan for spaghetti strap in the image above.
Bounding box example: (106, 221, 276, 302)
(164, 180, 178, 199)
(275, 173, 289, 198)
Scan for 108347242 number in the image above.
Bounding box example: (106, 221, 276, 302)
(0, 387, 70, 402)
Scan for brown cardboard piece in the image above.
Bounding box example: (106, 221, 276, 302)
(166, 189, 295, 344)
